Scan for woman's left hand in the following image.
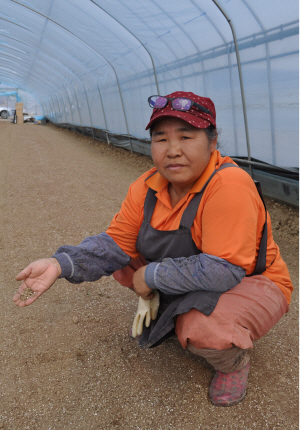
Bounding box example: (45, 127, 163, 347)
(132, 266, 154, 300)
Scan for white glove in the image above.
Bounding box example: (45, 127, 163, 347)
(131, 290, 160, 338)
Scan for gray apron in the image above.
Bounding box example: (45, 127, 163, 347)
(135, 163, 267, 348)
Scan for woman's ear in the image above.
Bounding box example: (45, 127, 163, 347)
(210, 137, 218, 153)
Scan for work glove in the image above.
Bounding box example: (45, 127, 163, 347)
(131, 290, 160, 337)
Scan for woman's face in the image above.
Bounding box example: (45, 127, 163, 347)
(151, 117, 217, 194)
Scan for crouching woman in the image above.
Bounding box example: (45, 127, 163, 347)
(14, 92, 293, 407)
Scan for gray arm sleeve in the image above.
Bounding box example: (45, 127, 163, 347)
(52, 232, 131, 284)
(144, 253, 245, 295)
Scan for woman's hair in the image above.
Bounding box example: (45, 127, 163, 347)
(203, 124, 219, 148)
(149, 123, 219, 148)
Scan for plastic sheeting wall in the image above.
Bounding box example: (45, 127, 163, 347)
(0, 0, 298, 168)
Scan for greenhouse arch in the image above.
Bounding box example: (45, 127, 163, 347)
(0, 0, 298, 205)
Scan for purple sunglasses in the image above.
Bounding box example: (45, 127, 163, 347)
(148, 95, 213, 118)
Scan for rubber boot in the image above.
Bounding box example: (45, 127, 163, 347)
(209, 362, 250, 406)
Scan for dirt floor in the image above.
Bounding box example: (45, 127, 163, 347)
(0, 121, 298, 429)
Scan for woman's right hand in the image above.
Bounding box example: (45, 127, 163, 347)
(13, 258, 62, 307)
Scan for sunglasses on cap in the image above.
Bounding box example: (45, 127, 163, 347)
(148, 95, 214, 118)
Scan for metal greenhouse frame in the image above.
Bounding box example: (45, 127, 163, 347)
(0, 0, 298, 205)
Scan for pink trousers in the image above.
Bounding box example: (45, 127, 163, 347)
(175, 275, 289, 351)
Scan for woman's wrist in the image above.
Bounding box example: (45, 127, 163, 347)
(144, 262, 160, 290)
(49, 257, 62, 277)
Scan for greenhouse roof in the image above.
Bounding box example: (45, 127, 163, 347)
(0, 0, 298, 169)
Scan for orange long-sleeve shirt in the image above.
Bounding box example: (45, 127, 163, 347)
(107, 150, 293, 304)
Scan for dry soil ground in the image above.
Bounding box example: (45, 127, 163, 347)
(0, 121, 298, 430)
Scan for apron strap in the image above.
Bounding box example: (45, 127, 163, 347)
(180, 163, 238, 229)
(249, 180, 268, 276)
(143, 187, 157, 223)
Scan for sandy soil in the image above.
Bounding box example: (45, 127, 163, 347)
(0, 121, 298, 430)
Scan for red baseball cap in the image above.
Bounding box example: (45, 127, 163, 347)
(145, 91, 216, 130)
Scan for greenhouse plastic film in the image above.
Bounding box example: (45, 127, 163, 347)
(0, 0, 298, 168)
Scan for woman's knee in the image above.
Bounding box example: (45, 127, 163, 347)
(175, 276, 288, 350)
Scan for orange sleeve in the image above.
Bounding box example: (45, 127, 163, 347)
(200, 169, 264, 273)
(106, 170, 153, 259)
